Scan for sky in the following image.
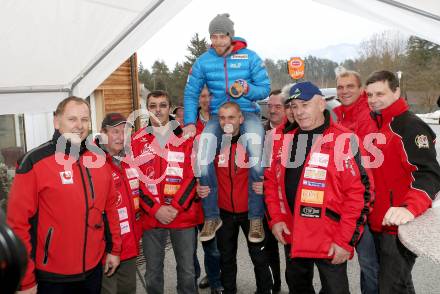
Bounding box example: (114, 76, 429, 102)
(137, 0, 391, 70)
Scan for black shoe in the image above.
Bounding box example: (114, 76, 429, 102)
(273, 285, 281, 293)
(199, 275, 210, 289)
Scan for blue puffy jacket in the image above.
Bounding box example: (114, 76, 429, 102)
(183, 37, 270, 125)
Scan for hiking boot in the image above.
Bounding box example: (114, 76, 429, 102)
(198, 275, 209, 289)
(199, 218, 222, 242)
(248, 218, 265, 243)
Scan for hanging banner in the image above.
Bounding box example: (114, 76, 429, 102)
(287, 57, 305, 80)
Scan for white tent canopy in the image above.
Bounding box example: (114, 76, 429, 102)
(1, 0, 438, 116)
(0, 0, 191, 115)
(313, 0, 440, 46)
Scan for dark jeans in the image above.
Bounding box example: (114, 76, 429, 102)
(195, 225, 222, 289)
(217, 210, 273, 294)
(143, 227, 196, 294)
(37, 265, 102, 294)
(284, 246, 349, 294)
(264, 217, 281, 291)
(101, 257, 137, 294)
(373, 232, 416, 294)
(356, 224, 379, 294)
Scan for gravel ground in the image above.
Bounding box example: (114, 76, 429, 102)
(135, 230, 440, 294)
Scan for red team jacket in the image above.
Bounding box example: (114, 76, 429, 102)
(215, 137, 249, 213)
(368, 98, 440, 233)
(7, 132, 121, 290)
(130, 123, 203, 229)
(102, 148, 143, 261)
(264, 115, 374, 258)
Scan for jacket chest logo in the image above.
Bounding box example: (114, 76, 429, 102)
(415, 134, 429, 149)
(300, 189, 324, 204)
(230, 54, 248, 59)
(60, 170, 73, 184)
(308, 152, 329, 168)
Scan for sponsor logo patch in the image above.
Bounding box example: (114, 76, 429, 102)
(415, 134, 429, 149)
(60, 171, 73, 184)
(166, 166, 183, 178)
(164, 184, 180, 196)
(308, 152, 329, 168)
(166, 177, 182, 183)
(167, 151, 185, 163)
(120, 221, 130, 235)
(231, 54, 248, 59)
(300, 189, 324, 204)
(129, 179, 139, 190)
(133, 196, 139, 210)
(303, 180, 325, 188)
(300, 205, 322, 218)
(125, 168, 139, 179)
(304, 167, 327, 181)
(118, 207, 128, 221)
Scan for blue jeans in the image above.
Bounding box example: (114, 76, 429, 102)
(194, 226, 222, 289)
(197, 112, 265, 220)
(143, 228, 196, 294)
(357, 224, 379, 294)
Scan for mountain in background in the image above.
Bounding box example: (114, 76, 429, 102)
(306, 43, 359, 63)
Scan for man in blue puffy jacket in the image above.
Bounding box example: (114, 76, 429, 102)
(183, 13, 270, 243)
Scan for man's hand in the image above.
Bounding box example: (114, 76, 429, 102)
(17, 285, 37, 294)
(155, 206, 178, 224)
(182, 124, 196, 138)
(252, 178, 264, 195)
(271, 222, 291, 245)
(104, 254, 120, 277)
(328, 243, 350, 264)
(197, 183, 210, 198)
(382, 207, 415, 226)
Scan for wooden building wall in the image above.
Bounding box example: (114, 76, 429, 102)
(94, 53, 140, 130)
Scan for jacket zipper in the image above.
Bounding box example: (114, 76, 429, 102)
(224, 57, 229, 101)
(43, 227, 54, 265)
(77, 161, 89, 273)
(228, 144, 235, 213)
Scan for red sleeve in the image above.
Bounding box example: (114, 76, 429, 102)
(333, 136, 373, 254)
(264, 139, 288, 228)
(104, 166, 122, 255)
(6, 168, 38, 290)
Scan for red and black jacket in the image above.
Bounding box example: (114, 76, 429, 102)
(264, 113, 374, 258)
(215, 135, 249, 213)
(96, 137, 143, 261)
(130, 122, 203, 229)
(369, 98, 440, 234)
(7, 131, 121, 290)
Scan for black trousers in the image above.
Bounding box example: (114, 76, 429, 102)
(264, 217, 281, 291)
(217, 210, 273, 294)
(37, 265, 102, 294)
(284, 245, 349, 294)
(373, 232, 416, 294)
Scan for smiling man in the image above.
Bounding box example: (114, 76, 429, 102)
(7, 96, 121, 294)
(333, 70, 379, 294)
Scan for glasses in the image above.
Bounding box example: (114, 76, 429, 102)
(148, 103, 169, 110)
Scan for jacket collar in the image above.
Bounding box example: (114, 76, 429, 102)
(333, 91, 368, 121)
(370, 98, 408, 129)
(51, 129, 88, 157)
